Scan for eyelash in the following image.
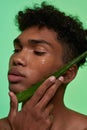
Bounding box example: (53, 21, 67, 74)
(34, 51, 46, 56)
(13, 49, 46, 56)
(13, 49, 20, 53)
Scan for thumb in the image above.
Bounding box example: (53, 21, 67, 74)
(8, 91, 18, 121)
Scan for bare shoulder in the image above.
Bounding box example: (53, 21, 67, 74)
(67, 108, 87, 130)
(0, 117, 11, 130)
(51, 107, 87, 130)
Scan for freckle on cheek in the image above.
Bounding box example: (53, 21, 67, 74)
(41, 59, 46, 65)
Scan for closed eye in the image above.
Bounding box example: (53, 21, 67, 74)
(13, 49, 21, 53)
(34, 51, 46, 56)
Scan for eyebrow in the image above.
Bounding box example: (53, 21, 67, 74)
(28, 39, 53, 48)
(13, 38, 53, 48)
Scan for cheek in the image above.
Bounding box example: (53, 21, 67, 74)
(37, 55, 63, 78)
(25, 57, 55, 85)
(40, 59, 47, 65)
(34, 57, 57, 78)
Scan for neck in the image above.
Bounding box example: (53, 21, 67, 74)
(50, 84, 68, 130)
(51, 84, 67, 115)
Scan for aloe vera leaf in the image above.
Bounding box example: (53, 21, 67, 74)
(16, 51, 87, 103)
(54, 51, 87, 78)
(16, 81, 43, 103)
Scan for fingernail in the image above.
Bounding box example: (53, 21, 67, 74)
(58, 76, 64, 82)
(49, 76, 56, 82)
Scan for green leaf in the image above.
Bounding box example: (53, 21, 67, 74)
(16, 51, 87, 103)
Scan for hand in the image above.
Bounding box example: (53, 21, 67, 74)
(8, 76, 64, 130)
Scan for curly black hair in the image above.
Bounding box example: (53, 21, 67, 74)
(16, 2, 87, 68)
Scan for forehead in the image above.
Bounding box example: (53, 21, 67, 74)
(18, 27, 57, 41)
(17, 27, 63, 49)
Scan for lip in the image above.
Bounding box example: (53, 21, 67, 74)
(8, 68, 25, 83)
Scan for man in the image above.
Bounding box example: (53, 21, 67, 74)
(0, 2, 87, 130)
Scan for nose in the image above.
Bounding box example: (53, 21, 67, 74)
(11, 50, 27, 66)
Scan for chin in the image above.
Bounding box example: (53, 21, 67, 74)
(9, 83, 28, 94)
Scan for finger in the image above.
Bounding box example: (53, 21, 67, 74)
(43, 104, 54, 118)
(44, 104, 55, 123)
(24, 76, 56, 108)
(37, 76, 64, 109)
(8, 91, 18, 120)
(45, 117, 53, 130)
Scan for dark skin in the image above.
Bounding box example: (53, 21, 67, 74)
(0, 26, 87, 130)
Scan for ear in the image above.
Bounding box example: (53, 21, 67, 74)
(62, 64, 78, 83)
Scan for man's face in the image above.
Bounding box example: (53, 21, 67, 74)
(8, 26, 64, 94)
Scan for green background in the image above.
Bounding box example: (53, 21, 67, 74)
(0, 0, 87, 118)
